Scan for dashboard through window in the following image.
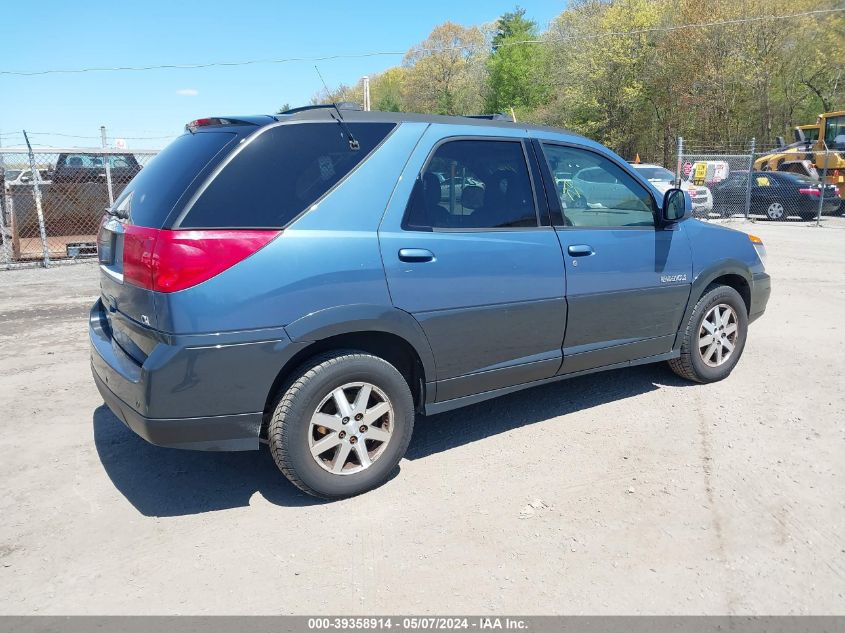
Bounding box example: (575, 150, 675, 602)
(403, 139, 538, 230)
(541, 144, 656, 228)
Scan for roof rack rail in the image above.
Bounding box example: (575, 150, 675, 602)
(279, 103, 363, 115)
(463, 113, 514, 122)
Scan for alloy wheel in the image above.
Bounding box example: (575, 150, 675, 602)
(308, 382, 393, 475)
(698, 304, 739, 367)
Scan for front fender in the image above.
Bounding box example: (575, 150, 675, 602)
(283, 304, 438, 383)
(672, 258, 752, 351)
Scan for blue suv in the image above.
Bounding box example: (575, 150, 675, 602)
(90, 107, 771, 498)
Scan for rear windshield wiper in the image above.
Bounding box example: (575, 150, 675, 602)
(105, 206, 129, 220)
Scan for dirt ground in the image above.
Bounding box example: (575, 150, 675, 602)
(0, 219, 843, 615)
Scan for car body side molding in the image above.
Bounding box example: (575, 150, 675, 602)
(283, 303, 438, 392)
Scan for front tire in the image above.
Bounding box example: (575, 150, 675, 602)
(268, 351, 415, 499)
(766, 201, 787, 221)
(668, 285, 748, 383)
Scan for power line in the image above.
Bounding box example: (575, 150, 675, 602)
(0, 8, 841, 77)
(20, 131, 177, 140)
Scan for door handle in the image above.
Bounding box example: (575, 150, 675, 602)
(398, 248, 435, 263)
(568, 244, 594, 257)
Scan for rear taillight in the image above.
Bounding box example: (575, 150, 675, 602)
(97, 214, 114, 264)
(123, 226, 279, 292)
(798, 188, 821, 197)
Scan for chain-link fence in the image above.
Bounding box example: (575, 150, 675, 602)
(0, 147, 159, 268)
(3, 134, 844, 269)
(675, 138, 845, 225)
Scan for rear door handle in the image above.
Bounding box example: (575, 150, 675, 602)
(398, 248, 435, 263)
(568, 244, 594, 257)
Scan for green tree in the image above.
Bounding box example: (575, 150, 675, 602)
(486, 7, 549, 113)
(370, 67, 406, 112)
(402, 22, 487, 115)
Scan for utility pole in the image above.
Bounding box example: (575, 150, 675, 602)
(23, 130, 50, 267)
(101, 126, 115, 206)
(0, 133, 9, 265)
(362, 76, 371, 112)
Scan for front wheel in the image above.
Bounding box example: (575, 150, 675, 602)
(268, 351, 415, 499)
(668, 285, 748, 383)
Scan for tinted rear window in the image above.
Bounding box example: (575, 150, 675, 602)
(120, 131, 236, 228)
(780, 173, 818, 185)
(178, 122, 395, 228)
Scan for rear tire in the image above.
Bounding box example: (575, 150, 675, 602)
(668, 285, 748, 383)
(268, 351, 415, 499)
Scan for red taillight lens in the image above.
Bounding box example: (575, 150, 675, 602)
(798, 188, 821, 197)
(123, 225, 161, 289)
(123, 226, 279, 292)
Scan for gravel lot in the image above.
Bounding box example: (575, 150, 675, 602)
(0, 219, 843, 615)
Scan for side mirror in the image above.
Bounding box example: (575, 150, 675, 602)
(661, 188, 690, 224)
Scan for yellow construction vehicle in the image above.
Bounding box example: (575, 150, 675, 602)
(754, 111, 845, 213)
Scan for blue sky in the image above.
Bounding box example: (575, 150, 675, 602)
(0, 1, 563, 150)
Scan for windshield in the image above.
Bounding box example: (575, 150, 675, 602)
(4, 170, 22, 181)
(635, 167, 675, 181)
(825, 115, 845, 148)
(801, 127, 819, 142)
(60, 154, 137, 169)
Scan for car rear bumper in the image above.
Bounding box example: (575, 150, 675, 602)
(749, 271, 771, 323)
(89, 299, 306, 451)
(92, 368, 261, 450)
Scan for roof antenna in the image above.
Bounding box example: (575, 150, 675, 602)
(315, 65, 360, 151)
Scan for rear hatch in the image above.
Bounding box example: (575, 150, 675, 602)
(97, 115, 397, 361)
(97, 128, 243, 361)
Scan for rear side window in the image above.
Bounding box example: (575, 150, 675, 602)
(180, 122, 396, 228)
(403, 139, 538, 230)
(121, 131, 236, 228)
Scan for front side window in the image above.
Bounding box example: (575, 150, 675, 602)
(181, 122, 395, 228)
(403, 139, 537, 230)
(541, 144, 655, 228)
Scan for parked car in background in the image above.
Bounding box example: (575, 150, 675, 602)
(15, 153, 144, 256)
(631, 163, 713, 216)
(52, 153, 141, 186)
(711, 171, 840, 220)
(3, 168, 51, 188)
(91, 108, 770, 499)
(775, 160, 819, 180)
